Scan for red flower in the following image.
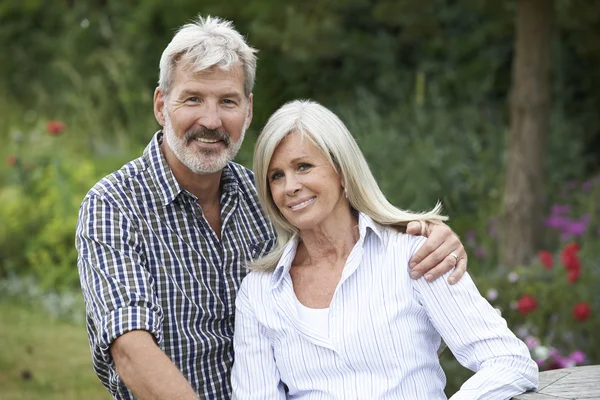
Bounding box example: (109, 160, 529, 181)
(6, 155, 17, 166)
(573, 302, 591, 321)
(517, 295, 538, 315)
(47, 120, 66, 135)
(568, 267, 581, 283)
(538, 250, 553, 269)
(561, 243, 581, 271)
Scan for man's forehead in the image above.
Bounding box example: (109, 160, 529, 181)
(170, 63, 245, 95)
(178, 62, 244, 80)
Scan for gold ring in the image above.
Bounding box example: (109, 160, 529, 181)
(450, 252, 459, 262)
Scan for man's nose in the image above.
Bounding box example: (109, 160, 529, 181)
(198, 103, 223, 130)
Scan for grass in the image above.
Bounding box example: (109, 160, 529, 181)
(0, 299, 110, 400)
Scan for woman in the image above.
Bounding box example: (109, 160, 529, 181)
(231, 100, 538, 399)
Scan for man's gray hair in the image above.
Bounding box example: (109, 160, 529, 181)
(158, 15, 258, 97)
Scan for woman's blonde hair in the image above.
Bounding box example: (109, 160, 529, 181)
(252, 100, 447, 271)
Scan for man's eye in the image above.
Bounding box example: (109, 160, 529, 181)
(222, 99, 236, 105)
(187, 97, 199, 103)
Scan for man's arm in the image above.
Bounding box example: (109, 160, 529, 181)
(406, 221, 467, 284)
(77, 194, 194, 398)
(111, 331, 198, 400)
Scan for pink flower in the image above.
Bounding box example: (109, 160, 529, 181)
(569, 350, 585, 364)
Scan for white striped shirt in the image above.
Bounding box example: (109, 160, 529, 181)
(232, 213, 538, 399)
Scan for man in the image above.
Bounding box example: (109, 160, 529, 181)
(76, 15, 467, 400)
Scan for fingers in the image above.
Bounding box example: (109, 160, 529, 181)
(409, 224, 456, 272)
(409, 223, 468, 283)
(414, 253, 459, 282)
(448, 254, 468, 285)
(406, 221, 425, 236)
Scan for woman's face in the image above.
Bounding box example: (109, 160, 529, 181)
(267, 132, 346, 232)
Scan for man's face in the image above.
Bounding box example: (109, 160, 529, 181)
(155, 63, 253, 174)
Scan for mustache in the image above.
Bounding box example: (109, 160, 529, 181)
(184, 127, 230, 146)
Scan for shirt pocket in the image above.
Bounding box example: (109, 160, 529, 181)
(249, 238, 276, 261)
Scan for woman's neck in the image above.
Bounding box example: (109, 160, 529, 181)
(295, 208, 360, 268)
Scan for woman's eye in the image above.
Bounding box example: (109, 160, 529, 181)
(270, 172, 283, 181)
(298, 163, 312, 171)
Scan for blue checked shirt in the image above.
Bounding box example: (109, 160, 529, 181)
(76, 132, 276, 399)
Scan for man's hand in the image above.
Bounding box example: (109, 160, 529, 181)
(406, 221, 467, 284)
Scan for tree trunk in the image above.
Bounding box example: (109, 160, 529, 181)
(502, 0, 554, 269)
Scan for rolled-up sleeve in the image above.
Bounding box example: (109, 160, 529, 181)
(76, 194, 163, 390)
(410, 240, 538, 399)
(231, 277, 286, 400)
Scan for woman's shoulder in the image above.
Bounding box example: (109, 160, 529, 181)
(240, 269, 275, 294)
(373, 221, 427, 254)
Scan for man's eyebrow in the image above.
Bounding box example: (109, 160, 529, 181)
(177, 89, 201, 98)
(221, 92, 243, 100)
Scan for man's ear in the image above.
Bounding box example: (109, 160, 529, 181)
(245, 93, 254, 129)
(154, 88, 166, 126)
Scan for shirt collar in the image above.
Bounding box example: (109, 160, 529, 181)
(146, 131, 182, 206)
(146, 131, 240, 206)
(270, 212, 384, 289)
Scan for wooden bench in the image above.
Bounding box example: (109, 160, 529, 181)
(513, 365, 600, 399)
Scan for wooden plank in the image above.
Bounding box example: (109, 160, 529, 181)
(513, 365, 600, 399)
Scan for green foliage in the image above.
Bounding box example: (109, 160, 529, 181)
(1, 0, 600, 158)
(0, 118, 131, 290)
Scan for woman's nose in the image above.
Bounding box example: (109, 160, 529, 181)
(285, 176, 302, 195)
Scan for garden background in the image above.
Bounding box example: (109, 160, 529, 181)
(1, 0, 599, 398)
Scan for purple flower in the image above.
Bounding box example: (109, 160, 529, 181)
(564, 220, 588, 237)
(569, 350, 585, 364)
(555, 354, 573, 368)
(525, 337, 539, 349)
(545, 215, 568, 230)
(535, 359, 545, 367)
(582, 180, 593, 191)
